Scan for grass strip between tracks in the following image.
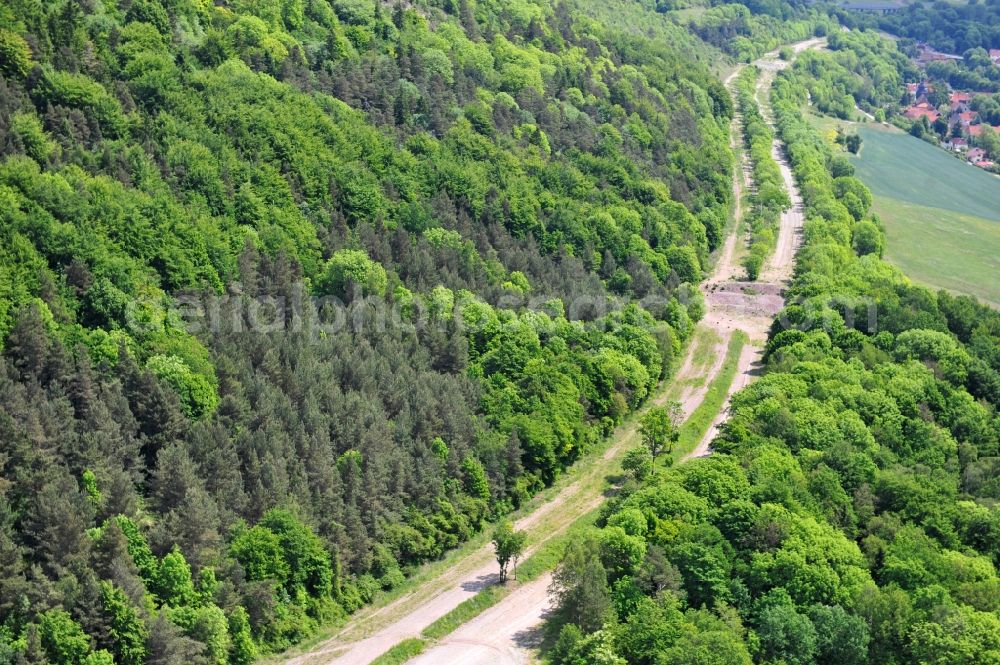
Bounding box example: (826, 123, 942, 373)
(421, 509, 601, 641)
(368, 639, 429, 665)
(672, 330, 748, 461)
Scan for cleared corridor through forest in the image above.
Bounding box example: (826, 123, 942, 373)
(277, 38, 822, 665)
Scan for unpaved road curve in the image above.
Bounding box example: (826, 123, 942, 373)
(408, 39, 823, 665)
(408, 574, 550, 665)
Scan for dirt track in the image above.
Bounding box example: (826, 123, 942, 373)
(281, 39, 818, 665)
(405, 320, 741, 665)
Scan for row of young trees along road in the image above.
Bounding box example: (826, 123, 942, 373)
(1, 1, 1000, 665)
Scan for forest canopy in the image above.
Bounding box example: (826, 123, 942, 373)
(0, 0, 735, 662)
(874, 1, 1000, 54)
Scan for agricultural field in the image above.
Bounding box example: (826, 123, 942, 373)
(849, 124, 1000, 307)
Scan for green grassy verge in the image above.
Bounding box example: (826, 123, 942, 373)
(421, 587, 502, 641)
(850, 125, 1000, 223)
(802, 111, 1000, 308)
(420, 586, 500, 640)
(369, 639, 429, 665)
(873, 197, 1000, 308)
(672, 330, 748, 460)
(666, 327, 724, 398)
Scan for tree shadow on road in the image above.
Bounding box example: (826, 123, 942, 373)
(512, 606, 554, 651)
(511, 625, 545, 650)
(461, 573, 499, 593)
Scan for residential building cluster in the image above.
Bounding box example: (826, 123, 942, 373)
(903, 82, 999, 170)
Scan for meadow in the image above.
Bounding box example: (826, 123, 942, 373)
(849, 125, 1000, 307)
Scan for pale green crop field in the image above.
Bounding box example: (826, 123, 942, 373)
(849, 125, 1000, 307)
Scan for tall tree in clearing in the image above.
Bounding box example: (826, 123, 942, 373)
(638, 402, 682, 458)
(491, 522, 526, 584)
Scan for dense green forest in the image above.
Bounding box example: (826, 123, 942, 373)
(4, 0, 1000, 663)
(872, 1, 1000, 54)
(0, 0, 737, 661)
(687, 3, 831, 63)
(796, 30, 914, 120)
(545, 40, 1000, 665)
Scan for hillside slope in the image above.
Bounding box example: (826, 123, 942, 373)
(0, 0, 737, 662)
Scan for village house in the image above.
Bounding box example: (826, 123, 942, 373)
(954, 111, 977, 128)
(904, 101, 939, 123)
(906, 81, 933, 102)
(944, 137, 968, 151)
(949, 92, 971, 113)
(900, 55, 997, 171)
